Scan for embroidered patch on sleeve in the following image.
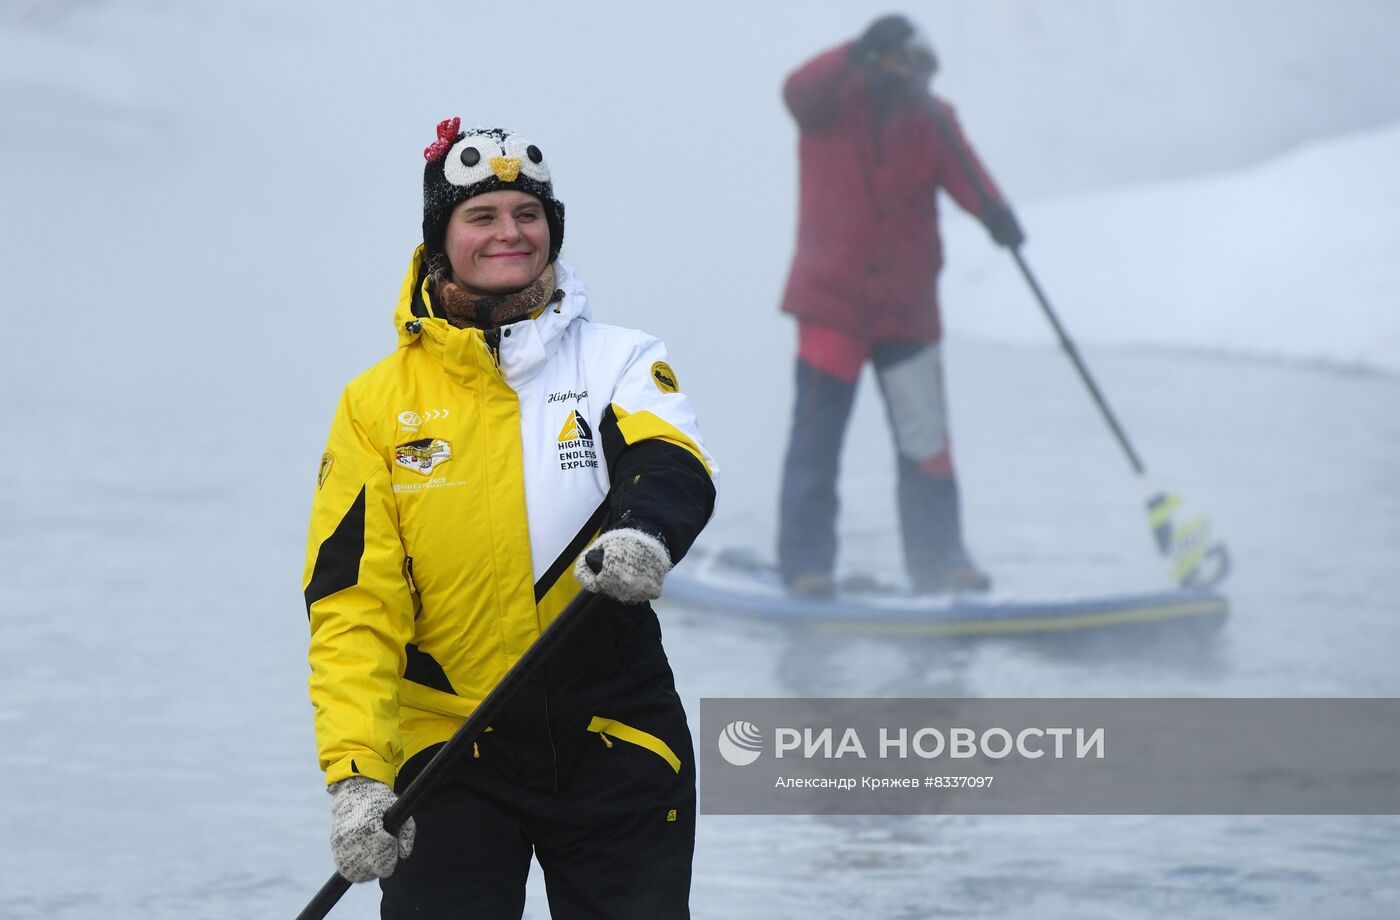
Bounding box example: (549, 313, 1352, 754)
(650, 361, 679, 394)
(317, 452, 334, 489)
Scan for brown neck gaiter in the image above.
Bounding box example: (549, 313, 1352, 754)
(432, 263, 559, 329)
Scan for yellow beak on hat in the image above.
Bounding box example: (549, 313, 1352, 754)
(490, 157, 522, 182)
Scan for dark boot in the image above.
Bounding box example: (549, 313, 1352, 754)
(897, 464, 991, 594)
(926, 552, 992, 593)
(784, 571, 837, 599)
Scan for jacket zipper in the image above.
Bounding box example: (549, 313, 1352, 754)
(485, 327, 501, 368)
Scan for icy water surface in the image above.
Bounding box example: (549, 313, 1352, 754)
(663, 343, 1400, 919)
(1, 343, 1397, 918)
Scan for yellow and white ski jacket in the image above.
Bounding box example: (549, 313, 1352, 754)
(303, 248, 717, 787)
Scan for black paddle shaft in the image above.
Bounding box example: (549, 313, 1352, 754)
(1005, 248, 1146, 475)
(926, 101, 1147, 476)
(294, 589, 604, 920)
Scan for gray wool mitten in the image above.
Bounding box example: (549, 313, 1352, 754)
(328, 777, 416, 883)
(573, 528, 672, 603)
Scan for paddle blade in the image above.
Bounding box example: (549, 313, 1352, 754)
(1146, 491, 1231, 588)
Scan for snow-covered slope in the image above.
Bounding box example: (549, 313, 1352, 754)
(942, 122, 1400, 373)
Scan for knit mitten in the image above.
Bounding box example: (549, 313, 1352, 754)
(328, 777, 416, 883)
(573, 528, 672, 603)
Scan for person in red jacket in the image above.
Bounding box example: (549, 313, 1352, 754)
(777, 14, 1024, 597)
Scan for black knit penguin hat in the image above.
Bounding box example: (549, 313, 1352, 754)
(421, 119, 566, 270)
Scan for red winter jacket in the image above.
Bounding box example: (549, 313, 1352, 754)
(780, 43, 1005, 342)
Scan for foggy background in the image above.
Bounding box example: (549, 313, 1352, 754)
(3, 1, 1399, 918)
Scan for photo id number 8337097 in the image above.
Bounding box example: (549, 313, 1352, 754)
(923, 775, 994, 789)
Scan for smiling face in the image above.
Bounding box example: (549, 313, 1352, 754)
(442, 190, 551, 295)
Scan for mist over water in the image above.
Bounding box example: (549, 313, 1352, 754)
(4, 3, 1399, 917)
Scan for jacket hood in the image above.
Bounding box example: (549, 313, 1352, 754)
(392, 244, 592, 386)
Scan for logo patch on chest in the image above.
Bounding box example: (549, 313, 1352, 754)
(557, 410, 599, 471)
(397, 408, 450, 433)
(395, 438, 453, 476)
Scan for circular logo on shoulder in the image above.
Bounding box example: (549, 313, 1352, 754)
(717, 720, 763, 766)
(651, 361, 679, 394)
(398, 411, 423, 427)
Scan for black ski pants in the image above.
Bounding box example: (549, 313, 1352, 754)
(380, 669, 695, 919)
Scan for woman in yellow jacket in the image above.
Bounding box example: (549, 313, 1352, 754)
(303, 120, 717, 919)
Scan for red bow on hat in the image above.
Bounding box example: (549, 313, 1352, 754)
(424, 117, 461, 162)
